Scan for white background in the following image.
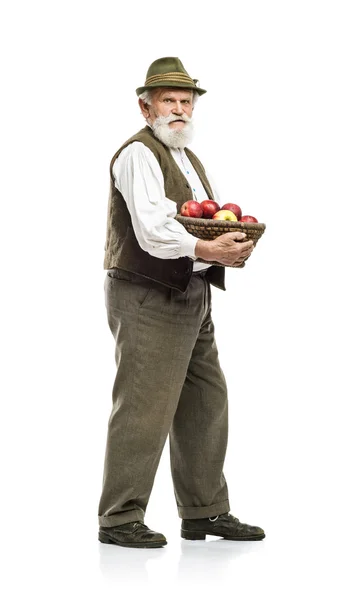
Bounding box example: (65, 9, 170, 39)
(1, 0, 353, 598)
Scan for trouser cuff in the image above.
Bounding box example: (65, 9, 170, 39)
(178, 500, 230, 519)
(99, 509, 144, 527)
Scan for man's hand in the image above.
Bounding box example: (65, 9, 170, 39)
(195, 232, 254, 266)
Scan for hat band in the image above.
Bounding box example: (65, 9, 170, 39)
(144, 72, 196, 87)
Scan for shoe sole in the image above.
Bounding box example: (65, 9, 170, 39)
(99, 531, 167, 548)
(181, 529, 265, 541)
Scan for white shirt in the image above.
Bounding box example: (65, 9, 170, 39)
(112, 142, 221, 271)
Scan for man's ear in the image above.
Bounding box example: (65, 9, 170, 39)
(138, 98, 150, 119)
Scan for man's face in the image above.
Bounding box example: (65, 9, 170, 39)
(140, 88, 194, 130)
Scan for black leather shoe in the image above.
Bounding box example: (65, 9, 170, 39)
(99, 521, 167, 548)
(181, 512, 265, 541)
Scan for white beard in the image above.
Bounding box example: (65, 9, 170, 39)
(150, 114, 194, 149)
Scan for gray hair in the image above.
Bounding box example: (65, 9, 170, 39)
(138, 89, 199, 107)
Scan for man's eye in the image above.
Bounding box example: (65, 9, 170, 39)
(164, 99, 171, 103)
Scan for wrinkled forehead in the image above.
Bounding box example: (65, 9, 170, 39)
(151, 87, 194, 101)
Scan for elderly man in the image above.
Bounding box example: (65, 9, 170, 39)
(98, 57, 265, 548)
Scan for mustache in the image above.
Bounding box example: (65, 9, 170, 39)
(155, 114, 192, 124)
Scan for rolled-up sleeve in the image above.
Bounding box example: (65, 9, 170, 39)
(113, 142, 198, 260)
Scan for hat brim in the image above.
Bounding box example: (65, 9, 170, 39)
(136, 82, 207, 96)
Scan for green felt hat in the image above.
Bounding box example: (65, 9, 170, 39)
(136, 57, 207, 96)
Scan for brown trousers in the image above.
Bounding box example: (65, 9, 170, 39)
(98, 268, 230, 527)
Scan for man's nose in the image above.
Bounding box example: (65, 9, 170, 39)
(172, 101, 184, 114)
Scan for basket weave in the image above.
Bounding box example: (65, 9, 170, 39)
(175, 215, 266, 268)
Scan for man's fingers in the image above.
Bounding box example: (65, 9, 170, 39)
(237, 240, 254, 252)
(221, 231, 247, 241)
(240, 242, 254, 253)
(235, 245, 253, 261)
(210, 233, 254, 265)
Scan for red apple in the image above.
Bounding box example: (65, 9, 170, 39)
(212, 210, 238, 221)
(180, 200, 203, 218)
(239, 215, 258, 223)
(221, 203, 242, 220)
(200, 199, 220, 218)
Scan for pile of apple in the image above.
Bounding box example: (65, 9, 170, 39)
(180, 199, 258, 223)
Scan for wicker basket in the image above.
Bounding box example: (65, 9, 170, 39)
(175, 215, 266, 268)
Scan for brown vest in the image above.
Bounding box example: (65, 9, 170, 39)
(104, 126, 225, 292)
